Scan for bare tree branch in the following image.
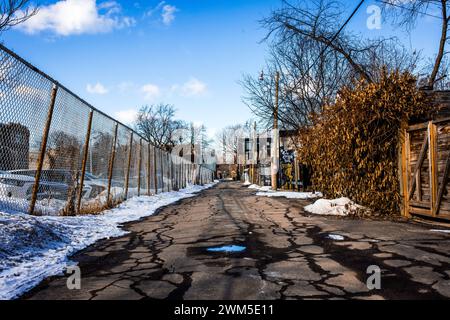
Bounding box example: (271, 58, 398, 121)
(0, 0, 38, 33)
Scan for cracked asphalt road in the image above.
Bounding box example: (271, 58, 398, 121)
(24, 182, 450, 300)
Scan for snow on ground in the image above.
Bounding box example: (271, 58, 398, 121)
(430, 229, 450, 234)
(248, 184, 272, 192)
(304, 197, 367, 216)
(327, 234, 345, 241)
(248, 183, 322, 199)
(0, 182, 216, 300)
(255, 191, 323, 199)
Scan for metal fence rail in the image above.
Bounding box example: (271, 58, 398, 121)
(0, 44, 215, 216)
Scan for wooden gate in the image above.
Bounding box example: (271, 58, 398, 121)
(400, 117, 450, 220)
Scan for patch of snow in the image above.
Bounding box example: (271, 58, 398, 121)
(304, 197, 367, 216)
(327, 234, 345, 241)
(0, 182, 216, 300)
(256, 191, 322, 199)
(430, 229, 450, 234)
(248, 184, 272, 192)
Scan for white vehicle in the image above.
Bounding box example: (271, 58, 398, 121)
(0, 171, 92, 200)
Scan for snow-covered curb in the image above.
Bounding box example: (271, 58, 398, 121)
(255, 191, 323, 199)
(304, 197, 367, 216)
(0, 183, 216, 300)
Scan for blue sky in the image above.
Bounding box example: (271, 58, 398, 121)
(0, 0, 444, 138)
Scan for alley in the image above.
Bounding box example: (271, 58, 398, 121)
(24, 182, 450, 300)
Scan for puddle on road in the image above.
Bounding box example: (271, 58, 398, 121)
(206, 245, 246, 253)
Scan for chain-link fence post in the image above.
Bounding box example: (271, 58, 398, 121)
(153, 146, 158, 194)
(169, 153, 172, 192)
(170, 154, 174, 191)
(182, 161, 184, 188)
(124, 132, 133, 200)
(160, 150, 164, 192)
(137, 138, 142, 197)
(29, 84, 58, 215)
(76, 110, 94, 214)
(147, 143, 151, 196)
(166, 152, 170, 192)
(106, 123, 118, 206)
(179, 159, 181, 189)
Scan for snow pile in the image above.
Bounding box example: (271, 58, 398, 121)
(255, 191, 323, 199)
(248, 184, 272, 192)
(304, 197, 367, 216)
(327, 234, 345, 241)
(0, 182, 216, 300)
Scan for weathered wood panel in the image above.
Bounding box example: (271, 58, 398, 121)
(402, 119, 450, 220)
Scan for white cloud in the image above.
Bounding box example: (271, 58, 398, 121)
(86, 82, 108, 95)
(144, 2, 177, 25)
(181, 78, 207, 96)
(115, 109, 138, 125)
(141, 83, 161, 100)
(16, 0, 135, 36)
(161, 4, 177, 25)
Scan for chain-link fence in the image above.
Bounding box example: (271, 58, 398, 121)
(0, 44, 215, 216)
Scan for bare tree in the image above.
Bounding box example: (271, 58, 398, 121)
(215, 123, 252, 164)
(243, 0, 420, 130)
(46, 131, 81, 170)
(262, 0, 418, 83)
(216, 125, 241, 164)
(0, 0, 38, 33)
(188, 122, 213, 164)
(242, 37, 351, 130)
(135, 104, 187, 152)
(381, 0, 450, 88)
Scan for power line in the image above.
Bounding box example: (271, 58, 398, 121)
(375, 0, 443, 20)
(275, 0, 366, 93)
(331, 0, 366, 43)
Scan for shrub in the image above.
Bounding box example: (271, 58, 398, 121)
(298, 70, 433, 215)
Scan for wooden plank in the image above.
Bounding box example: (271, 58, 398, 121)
(408, 133, 429, 200)
(434, 152, 450, 216)
(400, 129, 410, 217)
(405, 130, 412, 217)
(428, 122, 438, 217)
(437, 213, 450, 222)
(408, 117, 450, 132)
(433, 116, 450, 125)
(409, 206, 433, 216)
(409, 200, 431, 209)
(416, 167, 422, 201)
(407, 122, 428, 132)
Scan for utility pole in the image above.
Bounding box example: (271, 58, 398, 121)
(271, 71, 280, 191)
(253, 121, 258, 185)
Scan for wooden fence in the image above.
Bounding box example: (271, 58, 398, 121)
(400, 117, 450, 220)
